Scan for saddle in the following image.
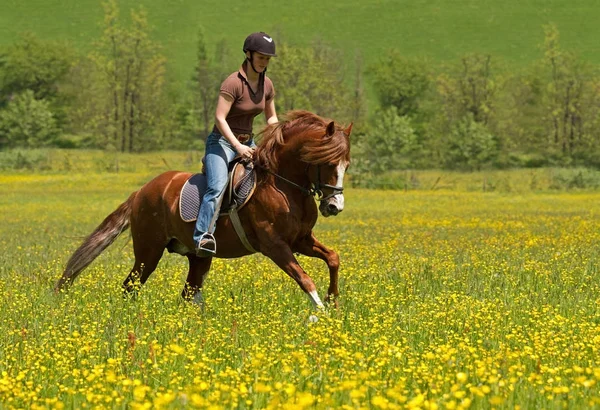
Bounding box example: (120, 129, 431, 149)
(179, 159, 256, 223)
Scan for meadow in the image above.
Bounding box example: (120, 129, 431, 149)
(3, 0, 600, 87)
(1, 161, 600, 409)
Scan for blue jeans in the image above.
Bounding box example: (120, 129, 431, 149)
(193, 131, 255, 243)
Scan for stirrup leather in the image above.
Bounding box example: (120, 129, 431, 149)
(196, 232, 216, 255)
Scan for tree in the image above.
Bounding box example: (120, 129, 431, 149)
(350, 51, 367, 127)
(191, 27, 230, 139)
(0, 32, 74, 104)
(370, 50, 430, 116)
(268, 40, 357, 123)
(69, 0, 169, 152)
(539, 23, 588, 160)
(443, 114, 498, 171)
(0, 90, 58, 148)
(355, 106, 418, 174)
(436, 53, 498, 126)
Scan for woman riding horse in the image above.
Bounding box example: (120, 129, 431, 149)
(55, 110, 352, 309)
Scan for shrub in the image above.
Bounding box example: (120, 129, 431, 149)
(355, 106, 419, 174)
(0, 90, 59, 148)
(444, 114, 498, 171)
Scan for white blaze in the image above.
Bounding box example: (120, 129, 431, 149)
(329, 160, 348, 211)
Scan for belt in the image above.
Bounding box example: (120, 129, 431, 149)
(234, 133, 253, 143)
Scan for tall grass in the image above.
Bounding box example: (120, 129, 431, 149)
(349, 168, 600, 192)
(0, 149, 202, 174)
(5, 149, 600, 193)
(1, 167, 600, 408)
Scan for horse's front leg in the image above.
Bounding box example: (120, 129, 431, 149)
(262, 241, 325, 310)
(294, 232, 340, 307)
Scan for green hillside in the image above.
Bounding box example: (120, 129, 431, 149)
(3, 0, 600, 89)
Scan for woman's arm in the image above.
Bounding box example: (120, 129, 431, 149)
(264, 98, 278, 125)
(214, 93, 244, 151)
(214, 93, 254, 159)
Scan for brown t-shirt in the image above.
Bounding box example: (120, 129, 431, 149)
(212, 61, 275, 135)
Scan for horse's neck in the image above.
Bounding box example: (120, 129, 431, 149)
(255, 152, 310, 198)
(275, 154, 309, 184)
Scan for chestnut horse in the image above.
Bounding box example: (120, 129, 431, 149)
(55, 110, 352, 309)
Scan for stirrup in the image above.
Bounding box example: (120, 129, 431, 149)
(195, 232, 216, 256)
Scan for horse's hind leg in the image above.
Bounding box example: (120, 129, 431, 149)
(295, 233, 340, 307)
(181, 255, 212, 306)
(122, 236, 165, 295)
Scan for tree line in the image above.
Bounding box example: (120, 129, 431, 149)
(2, 1, 600, 176)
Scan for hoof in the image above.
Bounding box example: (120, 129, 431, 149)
(192, 291, 205, 308)
(325, 294, 340, 309)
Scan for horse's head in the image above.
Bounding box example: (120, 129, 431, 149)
(309, 160, 349, 217)
(306, 121, 353, 217)
(255, 111, 353, 217)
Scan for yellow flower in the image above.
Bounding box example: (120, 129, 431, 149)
(407, 394, 424, 408)
(105, 371, 117, 383)
(133, 384, 149, 401)
(460, 398, 472, 408)
(371, 395, 389, 408)
(296, 392, 315, 408)
(489, 396, 504, 405)
(255, 382, 272, 393)
(169, 344, 185, 355)
(154, 392, 176, 406)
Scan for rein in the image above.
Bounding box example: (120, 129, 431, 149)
(261, 163, 344, 202)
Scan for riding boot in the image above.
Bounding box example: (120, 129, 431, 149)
(195, 232, 216, 257)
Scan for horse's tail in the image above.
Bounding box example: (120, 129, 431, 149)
(55, 191, 137, 292)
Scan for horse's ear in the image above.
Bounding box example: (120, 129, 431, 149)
(326, 121, 335, 137)
(345, 122, 354, 136)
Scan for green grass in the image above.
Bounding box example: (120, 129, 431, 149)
(2, 0, 600, 88)
(0, 149, 202, 173)
(1, 162, 600, 407)
(5, 148, 600, 194)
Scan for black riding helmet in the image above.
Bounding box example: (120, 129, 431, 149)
(243, 32, 277, 56)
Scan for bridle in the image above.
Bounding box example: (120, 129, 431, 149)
(313, 164, 344, 201)
(264, 163, 344, 203)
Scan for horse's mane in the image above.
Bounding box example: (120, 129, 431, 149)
(255, 110, 350, 172)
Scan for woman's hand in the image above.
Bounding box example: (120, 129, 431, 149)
(236, 144, 255, 161)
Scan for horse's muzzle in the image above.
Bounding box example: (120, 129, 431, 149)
(319, 199, 343, 217)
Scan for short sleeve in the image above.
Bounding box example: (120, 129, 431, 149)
(220, 74, 242, 101)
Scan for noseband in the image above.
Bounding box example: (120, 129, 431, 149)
(313, 164, 344, 201)
(264, 163, 344, 203)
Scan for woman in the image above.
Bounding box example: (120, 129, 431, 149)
(194, 32, 279, 256)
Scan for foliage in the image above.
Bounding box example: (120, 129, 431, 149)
(370, 50, 430, 116)
(0, 90, 59, 148)
(485, 68, 544, 161)
(187, 27, 233, 140)
(535, 24, 600, 163)
(436, 53, 498, 125)
(6, 13, 600, 172)
(354, 106, 418, 174)
(66, 0, 170, 152)
(4, 0, 600, 90)
(0, 32, 75, 104)
(443, 114, 499, 171)
(268, 40, 357, 123)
